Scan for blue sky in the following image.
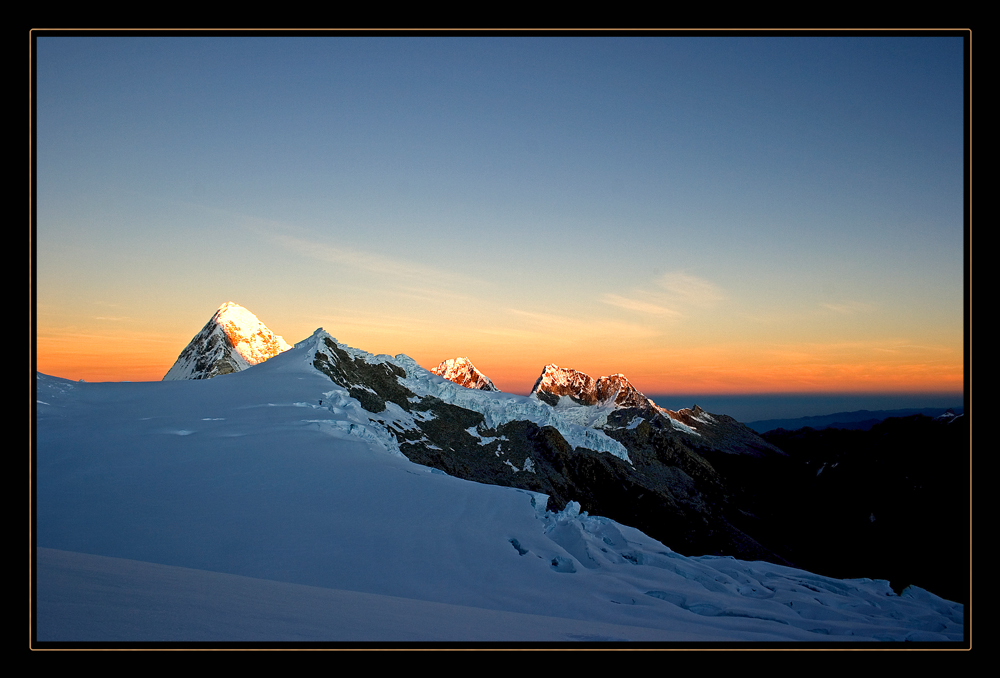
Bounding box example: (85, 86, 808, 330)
(35, 33, 966, 401)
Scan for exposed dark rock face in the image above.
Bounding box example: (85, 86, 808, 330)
(534, 390, 560, 407)
(313, 338, 413, 414)
(168, 323, 243, 380)
(597, 407, 790, 563)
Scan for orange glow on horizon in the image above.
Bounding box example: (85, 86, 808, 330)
(36, 326, 964, 394)
(413, 354, 963, 398)
(35, 333, 178, 383)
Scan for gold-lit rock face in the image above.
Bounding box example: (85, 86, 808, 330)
(431, 357, 499, 392)
(529, 364, 654, 411)
(163, 302, 291, 381)
(212, 302, 292, 366)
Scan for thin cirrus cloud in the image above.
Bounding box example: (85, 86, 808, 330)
(821, 301, 876, 315)
(601, 294, 680, 317)
(505, 308, 661, 342)
(602, 272, 725, 318)
(273, 233, 485, 292)
(656, 272, 726, 307)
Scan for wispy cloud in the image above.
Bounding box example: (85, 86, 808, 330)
(397, 286, 479, 306)
(656, 272, 726, 307)
(601, 271, 725, 318)
(505, 308, 660, 341)
(274, 234, 483, 289)
(309, 313, 435, 335)
(821, 301, 876, 315)
(601, 294, 680, 317)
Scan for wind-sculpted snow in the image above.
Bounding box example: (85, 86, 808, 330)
(304, 411, 407, 460)
(34, 356, 966, 644)
(533, 502, 963, 641)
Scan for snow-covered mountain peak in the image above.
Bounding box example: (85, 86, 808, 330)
(162, 302, 291, 381)
(529, 364, 654, 412)
(593, 373, 653, 410)
(296, 327, 332, 348)
(530, 365, 598, 404)
(212, 302, 292, 363)
(431, 357, 499, 392)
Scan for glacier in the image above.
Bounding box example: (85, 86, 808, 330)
(33, 332, 966, 645)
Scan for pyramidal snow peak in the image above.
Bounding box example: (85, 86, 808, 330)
(162, 302, 292, 381)
(431, 357, 500, 392)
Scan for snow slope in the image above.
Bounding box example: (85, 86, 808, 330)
(33, 334, 966, 645)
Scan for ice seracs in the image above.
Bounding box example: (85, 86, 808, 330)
(431, 357, 499, 392)
(163, 302, 292, 381)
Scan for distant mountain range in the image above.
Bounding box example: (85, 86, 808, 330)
(745, 407, 964, 433)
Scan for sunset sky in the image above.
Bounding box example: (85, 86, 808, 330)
(33, 33, 966, 400)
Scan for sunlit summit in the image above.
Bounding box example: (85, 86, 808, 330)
(162, 302, 292, 381)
